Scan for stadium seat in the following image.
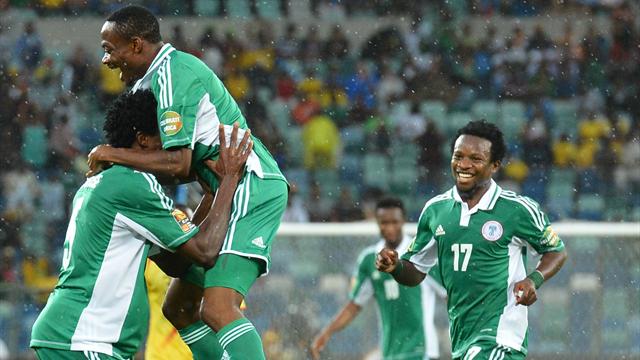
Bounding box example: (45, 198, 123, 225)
(576, 194, 605, 220)
(267, 99, 292, 133)
(256, 0, 281, 19)
(340, 125, 365, 154)
(194, 0, 220, 16)
(339, 153, 363, 184)
(227, 0, 251, 18)
(577, 169, 601, 194)
(314, 169, 340, 199)
(283, 125, 304, 167)
(288, 0, 311, 18)
(499, 101, 527, 141)
(283, 167, 309, 197)
(552, 100, 579, 138)
(364, 154, 390, 190)
(420, 100, 448, 130)
(447, 112, 474, 136)
(471, 100, 500, 124)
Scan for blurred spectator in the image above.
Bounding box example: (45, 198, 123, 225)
(276, 23, 300, 60)
(330, 187, 364, 222)
(416, 120, 445, 185)
(323, 25, 349, 60)
(98, 65, 126, 107)
(615, 125, 640, 192)
(522, 114, 552, 169)
(200, 26, 223, 72)
(225, 63, 250, 101)
(307, 183, 332, 222)
(49, 115, 80, 168)
(61, 45, 92, 94)
(302, 110, 340, 170)
(396, 102, 426, 142)
(281, 186, 309, 223)
(2, 161, 39, 223)
(552, 133, 577, 168)
(14, 21, 42, 70)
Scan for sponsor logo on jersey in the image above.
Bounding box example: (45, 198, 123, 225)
(481, 220, 503, 241)
(542, 227, 560, 247)
(172, 209, 195, 233)
(160, 111, 183, 136)
(251, 236, 267, 249)
(435, 225, 446, 236)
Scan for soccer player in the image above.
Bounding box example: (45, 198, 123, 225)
(311, 198, 445, 360)
(376, 120, 567, 360)
(30, 90, 251, 360)
(89, 5, 288, 359)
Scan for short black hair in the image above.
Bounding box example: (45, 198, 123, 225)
(104, 90, 158, 148)
(451, 120, 506, 162)
(376, 197, 405, 215)
(106, 5, 161, 43)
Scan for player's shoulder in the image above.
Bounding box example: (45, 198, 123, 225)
(418, 189, 455, 218)
(356, 242, 383, 265)
(498, 189, 544, 212)
(498, 189, 547, 227)
(98, 166, 162, 198)
(168, 49, 213, 77)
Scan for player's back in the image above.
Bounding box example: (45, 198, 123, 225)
(139, 44, 286, 189)
(30, 166, 164, 359)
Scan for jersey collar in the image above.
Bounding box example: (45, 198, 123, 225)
(132, 43, 176, 92)
(452, 179, 501, 212)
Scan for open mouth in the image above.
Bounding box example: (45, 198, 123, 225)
(456, 172, 474, 180)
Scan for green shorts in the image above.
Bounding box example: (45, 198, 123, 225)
(183, 175, 287, 294)
(454, 342, 525, 360)
(34, 348, 123, 360)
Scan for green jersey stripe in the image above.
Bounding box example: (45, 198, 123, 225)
(499, 195, 544, 231)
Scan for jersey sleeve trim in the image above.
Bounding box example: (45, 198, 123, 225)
(499, 193, 546, 231)
(138, 172, 174, 210)
(417, 192, 453, 220)
(351, 278, 373, 306)
(408, 237, 438, 274)
(116, 213, 197, 252)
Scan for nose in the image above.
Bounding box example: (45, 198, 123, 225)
(457, 157, 472, 169)
(102, 53, 110, 65)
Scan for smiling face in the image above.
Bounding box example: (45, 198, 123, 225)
(100, 21, 144, 85)
(451, 135, 500, 197)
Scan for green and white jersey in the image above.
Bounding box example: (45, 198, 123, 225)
(30, 165, 198, 359)
(402, 180, 564, 358)
(132, 43, 286, 191)
(350, 236, 446, 360)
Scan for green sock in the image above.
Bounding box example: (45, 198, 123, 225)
(178, 320, 225, 360)
(216, 318, 265, 360)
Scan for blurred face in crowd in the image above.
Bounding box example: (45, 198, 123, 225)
(451, 135, 500, 199)
(100, 21, 147, 85)
(376, 207, 404, 248)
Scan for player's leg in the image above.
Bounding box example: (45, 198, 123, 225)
(200, 176, 288, 359)
(162, 272, 224, 359)
(200, 255, 264, 359)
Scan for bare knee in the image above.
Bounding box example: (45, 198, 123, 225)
(200, 287, 244, 331)
(162, 279, 203, 329)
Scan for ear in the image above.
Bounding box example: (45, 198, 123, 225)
(491, 160, 501, 174)
(135, 131, 148, 148)
(131, 36, 143, 53)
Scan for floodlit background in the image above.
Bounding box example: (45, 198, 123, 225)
(0, 0, 638, 359)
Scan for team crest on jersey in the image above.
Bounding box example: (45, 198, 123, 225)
(160, 110, 183, 136)
(481, 220, 503, 241)
(172, 209, 195, 232)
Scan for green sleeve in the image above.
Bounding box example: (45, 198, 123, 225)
(120, 171, 198, 251)
(151, 62, 207, 150)
(349, 250, 374, 306)
(515, 197, 565, 254)
(402, 207, 438, 274)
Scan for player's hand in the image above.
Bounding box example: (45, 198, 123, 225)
(375, 248, 399, 273)
(514, 278, 537, 306)
(206, 123, 252, 180)
(86, 144, 113, 177)
(310, 331, 331, 360)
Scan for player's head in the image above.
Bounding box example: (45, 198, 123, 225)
(101, 5, 162, 85)
(104, 89, 161, 150)
(450, 120, 505, 197)
(375, 198, 405, 247)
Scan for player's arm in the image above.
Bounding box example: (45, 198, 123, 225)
(88, 145, 193, 183)
(149, 190, 215, 277)
(514, 204, 568, 306)
(175, 124, 251, 268)
(376, 250, 426, 286)
(310, 301, 362, 360)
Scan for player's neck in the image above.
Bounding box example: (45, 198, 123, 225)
(458, 181, 491, 209)
(142, 42, 165, 72)
(385, 237, 403, 250)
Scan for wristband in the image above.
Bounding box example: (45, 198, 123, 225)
(527, 270, 544, 289)
(391, 260, 404, 276)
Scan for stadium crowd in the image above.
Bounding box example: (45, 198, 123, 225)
(0, 0, 638, 356)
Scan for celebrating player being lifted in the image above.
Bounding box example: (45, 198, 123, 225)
(89, 5, 288, 360)
(30, 90, 250, 360)
(376, 120, 567, 360)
